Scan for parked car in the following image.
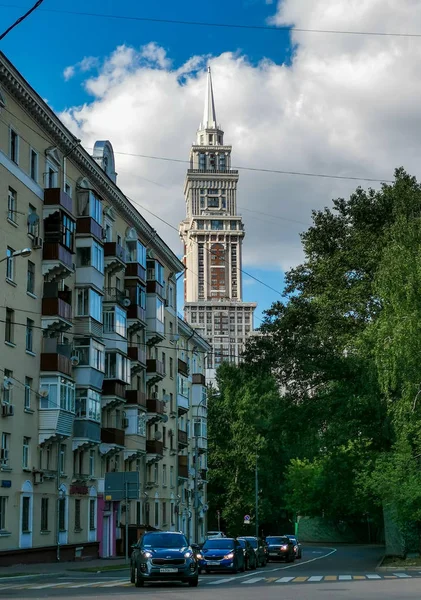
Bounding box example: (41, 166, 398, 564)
(206, 531, 226, 539)
(265, 536, 295, 562)
(284, 535, 302, 559)
(238, 536, 267, 567)
(237, 538, 258, 570)
(199, 537, 245, 573)
(130, 531, 199, 587)
(262, 539, 269, 561)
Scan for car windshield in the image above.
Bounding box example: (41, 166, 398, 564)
(238, 539, 246, 548)
(241, 538, 257, 548)
(204, 539, 234, 549)
(142, 533, 187, 548)
(266, 537, 289, 545)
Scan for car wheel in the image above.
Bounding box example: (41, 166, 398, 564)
(188, 577, 199, 587)
(130, 566, 135, 584)
(135, 566, 144, 587)
(232, 561, 238, 574)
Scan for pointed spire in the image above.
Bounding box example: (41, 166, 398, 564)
(202, 66, 217, 129)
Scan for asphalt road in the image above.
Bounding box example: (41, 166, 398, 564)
(1, 544, 413, 599)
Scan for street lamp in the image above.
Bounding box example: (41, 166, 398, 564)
(0, 247, 32, 263)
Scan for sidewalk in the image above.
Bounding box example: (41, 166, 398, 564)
(0, 557, 129, 578)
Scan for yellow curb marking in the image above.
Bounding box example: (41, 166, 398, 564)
(293, 577, 308, 582)
(265, 578, 279, 583)
(324, 576, 337, 581)
(353, 576, 366, 580)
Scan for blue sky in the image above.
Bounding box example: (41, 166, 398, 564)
(1, 0, 293, 323)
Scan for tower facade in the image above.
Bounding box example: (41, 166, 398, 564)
(180, 67, 257, 383)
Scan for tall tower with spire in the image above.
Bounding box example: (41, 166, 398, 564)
(180, 67, 257, 383)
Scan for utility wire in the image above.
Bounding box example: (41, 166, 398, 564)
(0, 4, 420, 38)
(0, 0, 44, 41)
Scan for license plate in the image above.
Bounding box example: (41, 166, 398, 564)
(206, 561, 220, 565)
(160, 568, 178, 573)
(269, 552, 278, 556)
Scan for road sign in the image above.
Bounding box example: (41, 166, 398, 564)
(244, 515, 251, 521)
(104, 472, 140, 501)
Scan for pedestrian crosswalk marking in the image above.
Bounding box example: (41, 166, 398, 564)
(241, 577, 264, 584)
(308, 576, 323, 582)
(275, 576, 294, 583)
(207, 577, 236, 585)
(339, 575, 352, 580)
(393, 573, 411, 578)
(366, 574, 381, 579)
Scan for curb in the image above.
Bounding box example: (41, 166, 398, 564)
(375, 556, 386, 570)
(0, 573, 59, 581)
(377, 566, 421, 571)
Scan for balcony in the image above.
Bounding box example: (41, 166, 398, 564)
(200, 468, 208, 481)
(125, 432, 146, 459)
(76, 217, 103, 241)
(44, 188, 73, 214)
(75, 257, 104, 291)
(127, 305, 147, 332)
(178, 359, 189, 377)
(146, 398, 164, 417)
(192, 373, 206, 385)
(100, 427, 125, 456)
(72, 419, 101, 451)
(178, 456, 188, 479)
(102, 380, 127, 408)
(125, 262, 146, 283)
(42, 242, 74, 282)
(146, 280, 164, 297)
(146, 359, 165, 384)
(104, 242, 127, 276)
(197, 436, 207, 452)
(103, 287, 128, 309)
(126, 389, 147, 408)
(146, 439, 163, 458)
(177, 393, 189, 414)
(40, 353, 72, 377)
(41, 297, 72, 333)
(178, 429, 188, 448)
(38, 408, 75, 445)
(128, 346, 147, 374)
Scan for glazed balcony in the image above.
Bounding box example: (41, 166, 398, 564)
(104, 242, 127, 275)
(100, 427, 125, 446)
(146, 359, 165, 384)
(200, 468, 208, 481)
(42, 242, 74, 282)
(41, 296, 72, 333)
(126, 389, 147, 408)
(128, 346, 147, 375)
(177, 393, 189, 414)
(146, 440, 163, 457)
(125, 262, 146, 283)
(38, 408, 74, 445)
(178, 429, 188, 448)
(72, 419, 101, 451)
(76, 217, 103, 241)
(178, 455, 188, 479)
(40, 352, 72, 377)
(192, 373, 206, 385)
(178, 359, 189, 377)
(44, 188, 73, 214)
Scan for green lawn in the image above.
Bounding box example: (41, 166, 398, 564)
(382, 556, 421, 567)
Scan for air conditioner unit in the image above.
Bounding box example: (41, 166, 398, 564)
(2, 404, 13, 417)
(122, 418, 129, 428)
(32, 236, 43, 249)
(0, 449, 9, 461)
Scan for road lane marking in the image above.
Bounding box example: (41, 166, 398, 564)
(207, 578, 236, 585)
(275, 577, 294, 583)
(293, 576, 308, 582)
(100, 579, 131, 587)
(30, 582, 73, 589)
(307, 576, 323, 582)
(279, 547, 337, 570)
(339, 575, 352, 581)
(393, 573, 411, 578)
(366, 574, 381, 579)
(324, 576, 337, 581)
(241, 577, 265, 584)
(66, 582, 107, 588)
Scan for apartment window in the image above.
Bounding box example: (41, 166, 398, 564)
(169, 392, 174, 413)
(27, 204, 39, 236)
(45, 163, 57, 188)
(64, 182, 72, 197)
(162, 464, 167, 486)
(89, 450, 95, 477)
(21, 497, 30, 532)
(74, 499, 81, 531)
(77, 242, 104, 273)
(40, 377, 75, 412)
(5, 309, 14, 344)
(24, 377, 32, 410)
(170, 466, 174, 488)
(6, 247, 15, 281)
(62, 214, 75, 250)
(105, 352, 131, 384)
(27, 261, 35, 295)
(0, 497, 6, 530)
(59, 444, 66, 474)
(171, 502, 175, 526)
(79, 191, 102, 225)
(40, 497, 48, 531)
(74, 338, 105, 372)
(89, 499, 96, 530)
(154, 501, 159, 528)
(30, 149, 38, 181)
(76, 288, 103, 323)
(162, 352, 166, 374)
(162, 502, 167, 525)
(7, 188, 17, 223)
(58, 497, 66, 531)
(103, 306, 127, 338)
(1, 433, 10, 465)
(26, 319, 34, 352)
(10, 129, 19, 164)
(22, 437, 30, 469)
(75, 389, 101, 422)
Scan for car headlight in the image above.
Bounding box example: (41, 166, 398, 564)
(184, 551, 193, 558)
(143, 551, 153, 558)
(224, 552, 234, 559)
(281, 545, 288, 550)
(196, 553, 203, 560)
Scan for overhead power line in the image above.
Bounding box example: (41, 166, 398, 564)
(0, 0, 44, 41)
(0, 4, 420, 38)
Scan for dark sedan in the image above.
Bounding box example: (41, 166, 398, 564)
(265, 536, 295, 562)
(285, 535, 302, 559)
(199, 538, 245, 573)
(130, 531, 199, 587)
(237, 538, 258, 570)
(238, 536, 267, 567)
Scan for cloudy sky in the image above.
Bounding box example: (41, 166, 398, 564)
(2, 0, 420, 320)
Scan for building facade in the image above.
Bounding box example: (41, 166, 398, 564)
(0, 51, 209, 564)
(179, 67, 257, 384)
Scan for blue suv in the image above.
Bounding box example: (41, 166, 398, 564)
(130, 531, 199, 587)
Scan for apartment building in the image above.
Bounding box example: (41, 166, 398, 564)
(179, 67, 257, 385)
(0, 51, 211, 564)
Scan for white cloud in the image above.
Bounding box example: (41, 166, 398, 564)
(60, 1, 421, 272)
(63, 56, 99, 81)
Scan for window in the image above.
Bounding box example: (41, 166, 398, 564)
(137, 413, 146, 436)
(5, 309, 14, 344)
(28, 205, 38, 236)
(169, 357, 173, 378)
(1, 433, 10, 465)
(64, 182, 72, 197)
(154, 462, 159, 483)
(171, 503, 175, 526)
(126, 240, 146, 268)
(10, 129, 19, 163)
(89, 499, 96, 530)
(26, 319, 34, 352)
(80, 191, 102, 225)
(27, 261, 35, 295)
(73, 338, 105, 372)
(60, 445, 66, 474)
(162, 502, 167, 525)
(58, 497, 66, 531)
(74, 499, 81, 530)
(46, 163, 57, 188)
(6, 247, 15, 281)
(105, 352, 131, 384)
(7, 188, 16, 223)
(0, 497, 6, 530)
(211, 220, 224, 230)
(163, 464, 167, 486)
(162, 352, 166, 374)
(24, 377, 32, 410)
(62, 214, 75, 250)
(75, 389, 101, 422)
(103, 306, 127, 338)
(155, 297, 164, 324)
(154, 501, 159, 528)
(41, 497, 48, 531)
(207, 197, 219, 208)
(76, 288, 103, 322)
(40, 377, 75, 411)
(30, 149, 38, 181)
(89, 450, 95, 477)
(21, 496, 30, 532)
(170, 466, 174, 488)
(22, 437, 30, 469)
